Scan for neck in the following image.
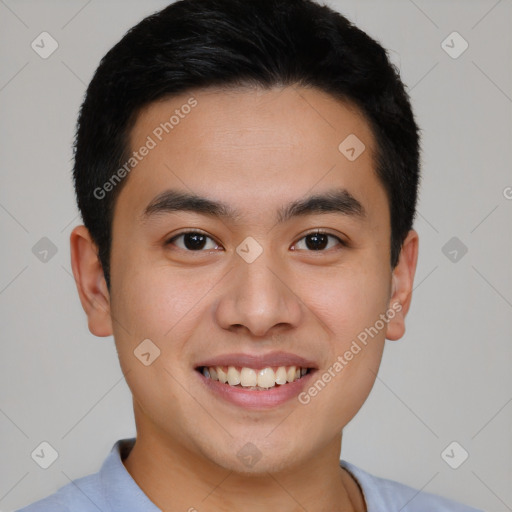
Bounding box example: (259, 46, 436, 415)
(122, 413, 366, 512)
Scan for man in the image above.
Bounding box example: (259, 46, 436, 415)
(18, 0, 482, 510)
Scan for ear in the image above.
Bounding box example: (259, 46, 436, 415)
(385, 229, 419, 341)
(70, 225, 113, 337)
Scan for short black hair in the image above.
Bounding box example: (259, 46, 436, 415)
(73, 0, 421, 291)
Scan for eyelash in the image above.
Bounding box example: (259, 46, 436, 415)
(165, 229, 347, 252)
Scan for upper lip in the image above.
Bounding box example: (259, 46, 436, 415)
(195, 351, 318, 370)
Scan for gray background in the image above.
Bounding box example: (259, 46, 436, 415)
(1, 0, 511, 510)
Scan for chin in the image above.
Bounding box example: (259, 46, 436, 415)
(201, 437, 306, 476)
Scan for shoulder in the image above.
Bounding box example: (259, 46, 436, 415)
(15, 438, 142, 512)
(340, 460, 483, 512)
(15, 467, 106, 512)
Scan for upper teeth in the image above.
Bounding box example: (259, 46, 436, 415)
(202, 365, 308, 389)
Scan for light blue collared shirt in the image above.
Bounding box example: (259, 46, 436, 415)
(16, 438, 483, 511)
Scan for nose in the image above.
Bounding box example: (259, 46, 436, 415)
(214, 250, 303, 338)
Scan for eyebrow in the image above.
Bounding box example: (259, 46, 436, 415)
(141, 187, 366, 224)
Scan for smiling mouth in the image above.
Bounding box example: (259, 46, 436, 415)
(196, 365, 313, 390)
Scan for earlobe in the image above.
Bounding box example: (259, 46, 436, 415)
(385, 229, 419, 341)
(70, 225, 113, 337)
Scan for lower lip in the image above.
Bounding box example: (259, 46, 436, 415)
(196, 369, 316, 410)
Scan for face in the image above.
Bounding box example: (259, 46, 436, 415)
(72, 85, 418, 474)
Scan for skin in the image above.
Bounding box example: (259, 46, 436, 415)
(70, 85, 418, 512)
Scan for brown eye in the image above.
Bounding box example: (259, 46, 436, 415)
(292, 231, 345, 251)
(166, 231, 221, 251)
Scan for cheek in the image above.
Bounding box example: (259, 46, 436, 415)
(295, 257, 389, 411)
(109, 259, 225, 394)
(298, 261, 390, 344)
(109, 264, 199, 420)
(111, 257, 212, 341)
(322, 266, 390, 415)
(299, 277, 388, 432)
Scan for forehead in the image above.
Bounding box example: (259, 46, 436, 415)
(115, 85, 387, 229)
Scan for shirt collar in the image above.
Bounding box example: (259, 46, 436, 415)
(99, 438, 161, 512)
